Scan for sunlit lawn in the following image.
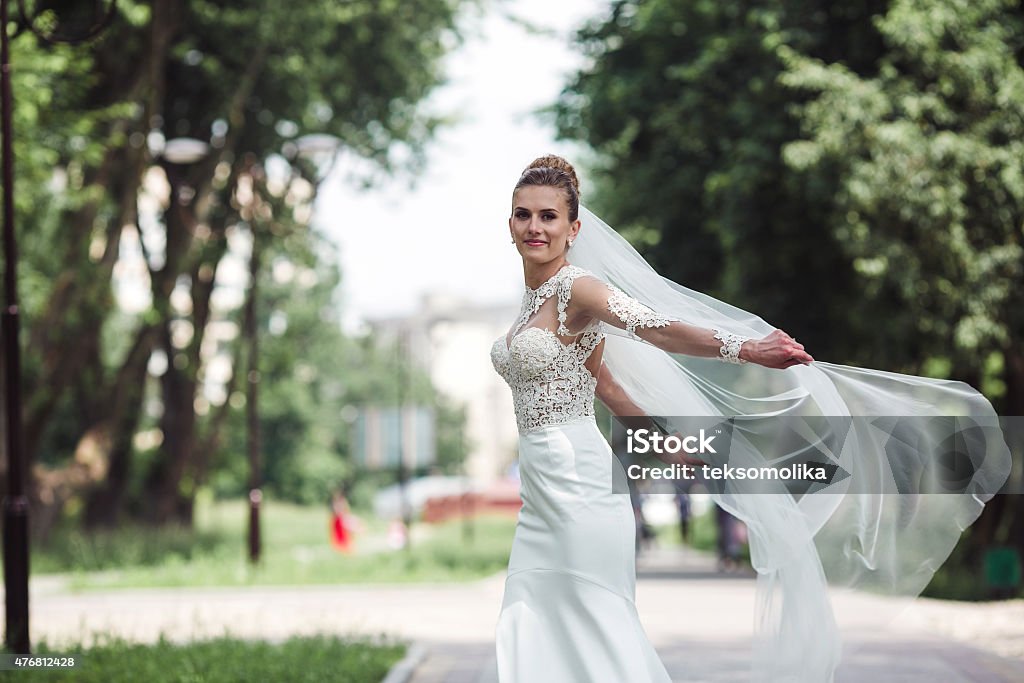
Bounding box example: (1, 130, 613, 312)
(32, 495, 517, 590)
(651, 510, 717, 552)
(652, 510, 752, 564)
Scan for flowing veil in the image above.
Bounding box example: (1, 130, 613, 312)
(569, 204, 1013, 682)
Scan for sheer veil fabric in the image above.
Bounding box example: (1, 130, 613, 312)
(569, 205, 1012, 682)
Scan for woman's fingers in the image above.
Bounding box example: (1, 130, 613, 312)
(758, 330, 814, 368)
(789, 351, 814, 366)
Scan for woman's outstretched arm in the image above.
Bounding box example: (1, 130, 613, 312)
(595, 362, 705, 466)
(570, 276, 814, 369)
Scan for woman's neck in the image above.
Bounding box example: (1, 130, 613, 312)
(523, 258, 569, 290)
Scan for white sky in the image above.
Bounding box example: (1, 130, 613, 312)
(313, 0, 609, 333)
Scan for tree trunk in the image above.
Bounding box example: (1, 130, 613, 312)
(19, 0, 184, 535)
(81, 322, 163, 528)
(180, 323, 242, 524)
(144, 210, 234, 525)
(146, 321, 200, 525)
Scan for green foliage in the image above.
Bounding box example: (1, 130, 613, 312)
(434, 395, 473, 474)
(208, 238, 468, 504)
(923, 534, 1023, 600)
(33, 497, 515, 588)
(554, 0, 1023, 594)
(8, 0, 476, 530)
(553, 0, 900, 368)
(781, 0, 1024, 390)
(11, 634, 405, 683)
(31, 522, 224, 574)
(655, 510, 751, 563)
(162, 0, 467, 175)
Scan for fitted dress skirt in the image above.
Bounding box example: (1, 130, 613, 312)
(495, 416, 674, 682)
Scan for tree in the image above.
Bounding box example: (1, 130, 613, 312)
(781, 0, 1023, 407)
(205, 222, 471, 507)
(1, 0, 474, 536)
(553, 0, 893, 367)
(553, 0, 1022, 597)
(780, 0, 1024, 583)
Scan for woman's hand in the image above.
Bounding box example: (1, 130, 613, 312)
(663, 434, 709, 467)
(669, 452, 708, 467)
(741, 329, 814, 369)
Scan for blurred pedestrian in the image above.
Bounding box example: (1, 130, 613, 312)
(329, 490, 359, 554)
(715, 503, 744, 572)
(632, 491, 657, 554)
(675, 488, 691, 545)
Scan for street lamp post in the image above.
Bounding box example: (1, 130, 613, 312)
(233, 134, 342, 566)
(291, 134, 343, 171)
(1, 0, 29, 655)
(244, 229, 262, 565)
(396, 327, 413, 551)
(2, 0, 116, 653)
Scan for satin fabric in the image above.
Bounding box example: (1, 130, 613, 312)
(495, 417, 673, 683)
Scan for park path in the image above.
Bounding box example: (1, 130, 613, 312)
(7, 546, 1024, 682)
(409, 547, 1024, 683)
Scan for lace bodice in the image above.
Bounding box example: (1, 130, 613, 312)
(490, 264, 675, 434)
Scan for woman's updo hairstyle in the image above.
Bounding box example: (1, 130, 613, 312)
(513, 154, 581, 222)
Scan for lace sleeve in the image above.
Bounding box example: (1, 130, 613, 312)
(712, 329, 750, 364)
(605, 284, 679, 340)
(607, 285, 751, 362)
(569, 274, 752, 362)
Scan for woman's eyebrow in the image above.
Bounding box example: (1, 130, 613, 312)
(512, 206, 560, 213)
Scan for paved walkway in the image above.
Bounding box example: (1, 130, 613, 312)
(9, 546, 1024, 682)
(408, 547, 1024, 682)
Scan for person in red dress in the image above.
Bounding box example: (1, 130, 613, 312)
(329, 490, 355, 553)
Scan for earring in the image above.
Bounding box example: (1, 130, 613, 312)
(567, 239, 574, 247)
(510, 237, 515, 244)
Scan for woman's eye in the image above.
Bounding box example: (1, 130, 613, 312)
(543, 214, 555, 221)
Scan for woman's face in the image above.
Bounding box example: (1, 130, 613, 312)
(509, 185, 580, 266)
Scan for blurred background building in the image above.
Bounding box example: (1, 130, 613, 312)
(368, 293, 521, 485)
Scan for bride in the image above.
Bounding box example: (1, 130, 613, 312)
(490, 155, 1010, 682)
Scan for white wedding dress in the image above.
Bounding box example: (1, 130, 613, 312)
(488, 206, 1011, 682)
(490, 264, 677, 683)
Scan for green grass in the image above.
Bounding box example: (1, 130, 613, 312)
(32, 496, 517, 590)
(3, 633, 405, 682)
(652, 511, 752, 562)
(650, 510, 718, 552)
